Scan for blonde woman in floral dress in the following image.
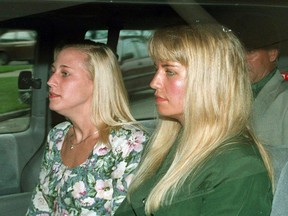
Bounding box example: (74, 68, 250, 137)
(26, 41, 148, 215)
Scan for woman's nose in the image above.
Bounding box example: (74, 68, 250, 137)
(150, 72, 162, 90)
(47, 73, 56, 87)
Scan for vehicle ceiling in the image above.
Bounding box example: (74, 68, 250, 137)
(1, 0, 288, 54)
(1, 0, 288, 22)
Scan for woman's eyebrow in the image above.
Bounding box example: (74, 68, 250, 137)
(162, 63, 180, 68)
(52, 64, 71, 69)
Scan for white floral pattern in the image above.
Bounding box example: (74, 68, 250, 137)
(26, 121, 147, 216)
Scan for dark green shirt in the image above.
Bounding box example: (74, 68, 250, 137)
(252, 68, 277, 98)
(115, 135, 273, 216)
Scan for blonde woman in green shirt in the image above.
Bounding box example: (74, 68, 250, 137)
(115, 24, 273, 216)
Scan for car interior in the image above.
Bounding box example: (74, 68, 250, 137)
(0, 0, 288, 215)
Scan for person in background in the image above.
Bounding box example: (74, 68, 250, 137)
(115, 24, 273, 216)
(26, 40, 148, 215)
(234, 15, 288, 185)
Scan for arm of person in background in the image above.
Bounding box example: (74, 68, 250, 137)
(270, 160, 288, 216)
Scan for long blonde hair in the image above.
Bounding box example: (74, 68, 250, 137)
(128, 24, 273, 214)
(55, 41, 137, 144)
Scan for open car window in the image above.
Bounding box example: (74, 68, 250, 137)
(0, 29, 36, 133)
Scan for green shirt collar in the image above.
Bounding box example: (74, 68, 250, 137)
(252, 68, 277, 98)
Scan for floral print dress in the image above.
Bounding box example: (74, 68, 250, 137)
(26, 121, 148, 216)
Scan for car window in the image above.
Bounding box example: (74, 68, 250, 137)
(85, 30, 108, 43)
(0, 30, 35, 42)
(0, 29, 36, 133)
(135, 39, 149, 58)
(120, 38, 140, 60)
(85, 29, 156, 120)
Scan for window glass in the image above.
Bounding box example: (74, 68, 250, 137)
(119, 38, 140, 60)
(136, 39, 149, 58)
(85, 29, 156, 120)
(0, 29, 36, 133)
(85, 30, 108, 43)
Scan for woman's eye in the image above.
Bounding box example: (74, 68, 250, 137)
(61, 71, 70, 77)
(166, 70, 175, 76)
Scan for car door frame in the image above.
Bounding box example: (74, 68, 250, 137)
(0, 23, 53, 216)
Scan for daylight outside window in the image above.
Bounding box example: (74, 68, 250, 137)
(0, 29, 36, 133)
(85, 29, 156, 120)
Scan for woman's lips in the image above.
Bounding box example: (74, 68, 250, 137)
(155, 96, 167, 103)
(49, 92, 60, 99)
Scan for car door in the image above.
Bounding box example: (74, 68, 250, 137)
(0, 27, 50, 216)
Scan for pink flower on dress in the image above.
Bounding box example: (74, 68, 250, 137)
(80, 197, 95, 206)
(116, 179, 125, 191)
(95, 179, 113, 200)
(104, 200, 112, 213)
(33, 190, 50, 212)
(130, 131, 146, 151)
(94, 143, 110, 156)
(71, 181, 87, 199)
(121, 131, 145, 157)
(110, 135, 128, 154)
(81, 209, 97, 216)
(53, 130, 64, 140)
(111, 161, 127, 179)
(53, 130, 65, 150)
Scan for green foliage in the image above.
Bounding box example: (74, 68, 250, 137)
(0, 76, 30, 114)
(0, 65, 32, 73)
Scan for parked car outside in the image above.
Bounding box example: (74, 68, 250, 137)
(0, 30, 36, 65)
(85, 30, 154, 94)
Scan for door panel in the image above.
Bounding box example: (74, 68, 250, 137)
(0, 27, 48, 215)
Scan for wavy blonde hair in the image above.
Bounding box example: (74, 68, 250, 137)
(127, 24, 273, 214)
(55, 41, 137, 144)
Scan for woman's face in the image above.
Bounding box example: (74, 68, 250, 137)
(150, 61, 187, 123)
(47, 47, 94, 117)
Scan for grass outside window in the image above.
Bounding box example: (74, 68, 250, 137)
(0, 65, 32, 114)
